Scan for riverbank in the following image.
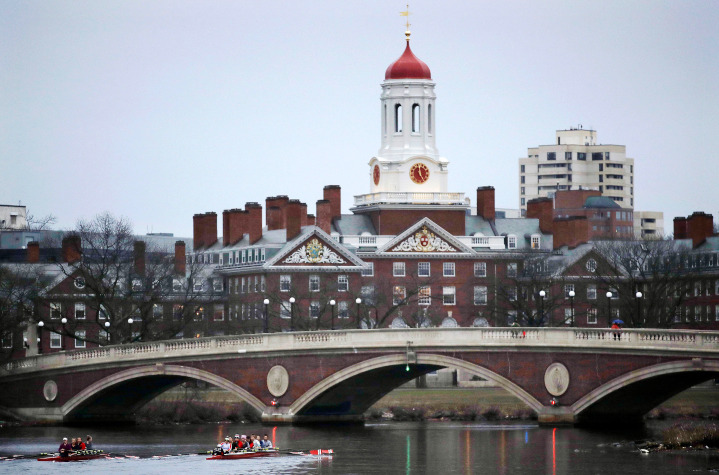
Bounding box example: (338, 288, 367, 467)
(135, 385, 719, 424)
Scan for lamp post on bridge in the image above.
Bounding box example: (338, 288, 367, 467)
(635, 291, 643, 326)
(37, 320, 44, 353)
(568, 290, 575, 326)
(263, 298, 270, 333)
(355, 297, 362, 329)
(606, 291, 613, 325)
(538, 290, 546, 326)
(289, 297, 296, 332)
(329, 299, 336, 330)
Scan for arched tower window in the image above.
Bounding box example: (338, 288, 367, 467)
(412, 104, 420, 133)
(394, 104, 403, 133)
(428, 104, 433, 134)
(383, 104, 387, 136)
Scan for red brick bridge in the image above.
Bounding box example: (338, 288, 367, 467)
(1, 328, 718, 426)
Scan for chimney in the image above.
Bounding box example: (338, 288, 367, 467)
(476, 186, 496, 221)
(267, 206, 282, 231)
(225, 208, 246, 244)
(245, 202, 263, 244)
(27, 241, 40, 263)
(62, 235, 82, 264)
(202, 212, 217, 248)
(174, 241, 186, 275)
(527, 197, 554, 234)
(306, 214, 316, 226)
(673, 217, 688, 240)
(686, 212, 714, 248)
(286, 199, 303, 241)
(316, 199, 332, 234)
(193, 214, 204, 250)
(300, 202, 308, 226)
(323, 185, 342, 223)
(222, 210, 230, 246)
(133, 241, 146, 275)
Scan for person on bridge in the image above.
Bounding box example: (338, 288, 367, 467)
(58, 437, 73, 458)
(611, 321, 622, 340)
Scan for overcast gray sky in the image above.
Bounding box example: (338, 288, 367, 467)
(2, 1, 718, 237)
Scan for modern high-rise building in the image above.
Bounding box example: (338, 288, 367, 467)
(518, 128, 635, 216)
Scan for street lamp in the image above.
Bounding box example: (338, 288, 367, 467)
(289, 297, 296, 332)
(263, 298, 270, 333)
(606, 291, 613, 325)
(538, 290, 546, 325)
(636, 291, 643, 325)
(37, 320, 44, 354)
(355, 297, 362, 329)
(329, 299, 336, 330)
(60, 317, 67, 349)
(568, 290, 575, 326)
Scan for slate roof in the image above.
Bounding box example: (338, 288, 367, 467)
(333, 214, 376, 236)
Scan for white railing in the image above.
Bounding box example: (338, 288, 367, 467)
(341, 235, 393, 248)
(353, 192, 466, 207)
(3, 328, 719, 376)
(457, 236, 507, 250)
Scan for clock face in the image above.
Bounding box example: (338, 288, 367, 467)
(410, 163, 430, 184)
(373, 165, 380, 185)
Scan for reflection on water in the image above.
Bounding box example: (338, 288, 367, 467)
(0, 421, 718, 474)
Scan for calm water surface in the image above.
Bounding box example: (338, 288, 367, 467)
(1, 421, 718, 474)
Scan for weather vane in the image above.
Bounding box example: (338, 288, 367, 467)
(400, 4, 411, 41)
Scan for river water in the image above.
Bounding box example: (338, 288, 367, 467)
(1, 421, 717, 474)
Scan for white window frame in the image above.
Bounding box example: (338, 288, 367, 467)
(587, 285, 597, 300)
(337, 275, 349, 292)
(280, 301, 291, 319)
(153, 303, 163, 320)
(309, 275, 320, 292)
(213, 279, 223, 293)
(338, 301, 349, 319)
(393, 262, 406, 277)
(443, 262, 455, 277)
(418, 286, 431, 306)
(587, 308, 597, 325)
(50, 302, 62, 320)
(280, 275, 291, 292)
(474, 262, 487, 277)
(564, 284, 574, 299)
(361, 262, 374, 277)
(310, 301, 320, 319)
(507, 235, 517, 249)
(74, 330, 86, 348)
(531, 235, 541, 249)
(1, 333, 11, 349)
(474, 286, 487, 305)
(50, 331, 62, 348)
(418, 262, 431, 277)
(507, 262, 517, 278)
(393, 286, 406, 306)
(74, 302, 86, 320)
(443, 286, 456, 305)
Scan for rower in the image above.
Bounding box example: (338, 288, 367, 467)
(252, 435, 261, 450)
(220, 437, 231, 454)
(58, 437, 73, 458)
(76, 436, 86, 451)
(85, 435, 93, 450)
(263, 434, 273, 449)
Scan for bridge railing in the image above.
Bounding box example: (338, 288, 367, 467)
(3, 327, 719, 375)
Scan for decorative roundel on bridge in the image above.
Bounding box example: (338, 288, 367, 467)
(267, 365, 289, 398)
(43, 380, 58, 402)
(544, 363, 570, 397)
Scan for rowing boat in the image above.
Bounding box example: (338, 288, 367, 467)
(206, 450, 277, 460)
(37, 452, 109, 462)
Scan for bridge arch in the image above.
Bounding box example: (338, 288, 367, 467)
(572, 360, 719, 424)
(289, 354, 544, 419)
(62, 364, 266, 422)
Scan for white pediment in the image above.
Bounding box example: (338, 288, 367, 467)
(377, 218, 475, 255)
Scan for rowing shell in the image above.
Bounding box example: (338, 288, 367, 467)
(37, 453, 109, 462)
(206, 450, 277, 460)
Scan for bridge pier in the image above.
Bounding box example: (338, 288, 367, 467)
(536, 406, 576, 426)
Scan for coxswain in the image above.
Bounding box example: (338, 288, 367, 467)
(220, 437, 231, 454)
(85, 435, 93, 450)
(59, 437, 73, 458)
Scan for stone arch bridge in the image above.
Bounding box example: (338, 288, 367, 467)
(1, 328, 718, 426)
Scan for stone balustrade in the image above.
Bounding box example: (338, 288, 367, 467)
(4, 327, 719, 375)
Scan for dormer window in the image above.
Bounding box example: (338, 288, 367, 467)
(507, 235, 517, 249)
(531, 235, 541, 249)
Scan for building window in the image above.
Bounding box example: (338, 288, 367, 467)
(280, 275, 291, 292)
(531, 235, 540, 249)
(309, 275, 320, 292)
(521, 165, 525, 173)
(310, 301, 320, 319)
(361, 285, 376, 306)
(393, 286, 406, 305)
(587, 285, 597, 300)
(213, 305, 224, 321)
(99, 330, 110, 345)
(213, 279, 223, 293)
(338, 301, 349, 318)
(577, 152, 586, 161)
(586, 259, 597, 273)
(241, 277, 246, 293)
(564, 308, 574, 325)
(507, 311, 517, 326)
(592, 152, 603, 161)
(418, 286, 431, 306)
(715, 305, 719, 321)
(50, 332, 62, 348)
(1, 333, 11, 349)
(521, 187, 525, 195)
(507, 235, 517, 249)
(280, 301, 291, 319)
(173, 304, 183, 321)
(443, 262, 455, 277)
(521, 176, 525, 184)
(337, 275, 349, 292)
(474, 262, 487, 277)
(153, 304, 163, 320)
(50, 302, 62, 320)
(411, 103, 420, 132)
(193, 280, 203, 292)
(507, 262, 518, 278)
(393, 262, 406, 277)
(547, 152, 556, 161)
(361, 263, 374, 277)
(193, 306, 204, 321)
(74, 277, 86, 289)
(443, 286, 456, 305)
(564, 284, 574, 298)
(428, 104, 432, 133)
(565, 152, 572, 160)
(418, 262, 431, 277)
(587, 308, 597, 324)
(74, 303, 86, 320)
(394, 103, 403, 132)
(474, 286, 488, 305)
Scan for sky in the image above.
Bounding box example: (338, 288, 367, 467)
(2, 1, 718, 237)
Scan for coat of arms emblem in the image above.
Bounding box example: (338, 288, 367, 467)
(305, 238, 324, 263)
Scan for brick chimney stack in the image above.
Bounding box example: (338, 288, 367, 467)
(686, 212, 714, 248)
(527, 198, 554, 234)
(267, 206, 282, 231)
(133, 241, 146, 275)
(193, 214, 204, 250)
(476, 186, 496, 221)
(201, 212, 217, 248)
(300, 202, 308, 226)
(306, 214, 316, 226)
(27, 241, 40, 263)
(174, 241, 186, 275)
(62, 235, 82, 264)
(323, 185, 342, 224)
(673, 217, 688, 240)
(245, 202, 263, 244)
(286, 199, 303, 241)
(316, 199, 332, 234)
(225, 209, 246, 245)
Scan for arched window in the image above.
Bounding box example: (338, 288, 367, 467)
(383, 104, 387, 135)
(412, 104, 420, 132)
(428, 104, 432, 134)
(394, 104, 403, 132)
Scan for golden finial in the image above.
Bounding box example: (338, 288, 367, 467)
(400, 4, 411, 41)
